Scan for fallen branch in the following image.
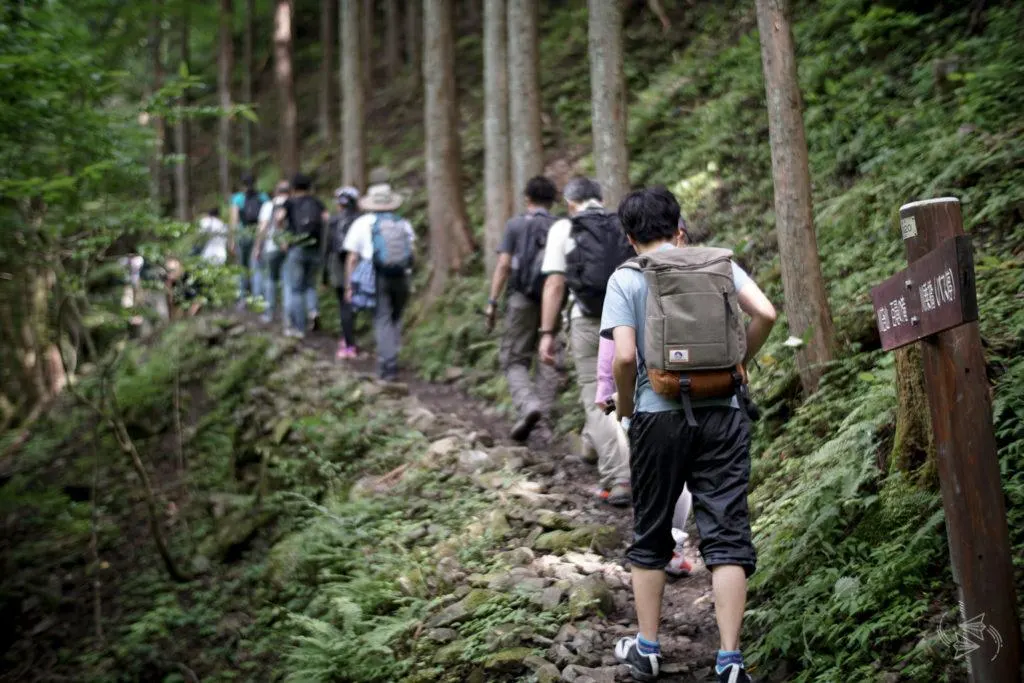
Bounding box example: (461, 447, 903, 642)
(56, 295, 193, 583)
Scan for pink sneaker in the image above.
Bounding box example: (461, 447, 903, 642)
(336, 343, 358, 360)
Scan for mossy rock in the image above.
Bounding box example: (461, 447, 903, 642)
(482, 647, 534, 672)
(536, 509, 576, 531)
(433, 639, 467, 665)
(568, 524, 620, 553)
(567, 576, 614, 619)
(534, 524, 619, 553)
(533, 530, 576, 553)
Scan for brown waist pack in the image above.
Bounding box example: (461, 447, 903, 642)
(648, 365, 748, 401)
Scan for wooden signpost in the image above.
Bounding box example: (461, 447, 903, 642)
(871, 198, 1021, 682)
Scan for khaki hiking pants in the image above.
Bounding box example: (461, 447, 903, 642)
(499, 292, 559, 420)
(570, 315, 630, 489)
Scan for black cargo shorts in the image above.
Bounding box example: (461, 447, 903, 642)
(626, 407, 756, 576)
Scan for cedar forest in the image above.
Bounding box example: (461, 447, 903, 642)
(1, 0, 1023, 682)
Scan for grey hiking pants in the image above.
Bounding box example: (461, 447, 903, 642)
(499, 292, 559, 420)
(570, 315, 631, 489)
(375, 274, 409, 379)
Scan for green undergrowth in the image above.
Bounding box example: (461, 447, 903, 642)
(2, 316, 604, 682)
(403, 0, 1024, 680)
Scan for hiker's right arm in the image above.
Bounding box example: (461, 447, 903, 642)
(486, 253, 512, 316)
(737, 280, 777, 364)
(538, 274, 565, 365)
(611, 326, 638, 420)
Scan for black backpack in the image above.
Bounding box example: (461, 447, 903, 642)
(512, 212, 557, 301)
(288, 196, 324, 246)
(241, 190, 263, 226)
(565, 210, 635, 317)
(328, 212, 357, 253)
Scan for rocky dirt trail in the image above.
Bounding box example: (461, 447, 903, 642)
(304, 329, 724, 682)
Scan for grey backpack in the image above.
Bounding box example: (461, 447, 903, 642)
(619, 246, 747, 424)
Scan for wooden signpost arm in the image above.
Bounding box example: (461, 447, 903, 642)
(900, 197, 1021, 681)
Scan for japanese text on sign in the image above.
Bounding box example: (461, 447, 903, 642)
(920, 267, 956, 313)
(869, 235, 977, 351)
(876, 295, 910, 333)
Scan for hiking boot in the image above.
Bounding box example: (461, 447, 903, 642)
(606, 482, 631, 507)
(717, 664, 753, 683)
(284, 328, 305, 339)
(665, 551, 693, 579)
(614, 637, 660, 682)
(592, 483, 631, 507)
(510, 408, 542, 442)
(310, 313, 321, 332)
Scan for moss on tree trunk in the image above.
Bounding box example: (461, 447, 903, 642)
(890, 344, 937, 488)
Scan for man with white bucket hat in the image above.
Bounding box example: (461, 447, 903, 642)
(343, 183, 416, 380)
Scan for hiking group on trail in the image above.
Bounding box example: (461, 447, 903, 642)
(182, 166, 778, 682)
(486, 178, 777, 683)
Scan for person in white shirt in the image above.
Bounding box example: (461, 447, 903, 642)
(252, 181, 290, 324)
(537, 177, 632, 506)
(198, 208, 229, 266)
(343, 183, 415, 380)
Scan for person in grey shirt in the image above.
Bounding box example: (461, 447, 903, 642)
(485, 176, 560, 443)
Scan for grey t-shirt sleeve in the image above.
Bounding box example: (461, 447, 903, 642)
(497, 219, 519, 254)
(600, 270, 638, 340)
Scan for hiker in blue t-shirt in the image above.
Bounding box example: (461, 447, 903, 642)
(601, 187, 776, 683)
(230, 172, 270, 306)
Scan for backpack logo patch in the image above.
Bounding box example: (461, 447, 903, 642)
(668, 348, 690, 364)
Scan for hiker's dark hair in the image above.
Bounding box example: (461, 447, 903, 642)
(207, 207, 220, 218)
(563, 176, 602, 204)
(618, 186, 681, 245)
(291, 173, 312, 191)
(241, 171, 255, 190)
(524, 176, 557, 207)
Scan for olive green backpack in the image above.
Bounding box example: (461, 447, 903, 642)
(619, 246, 747, 424)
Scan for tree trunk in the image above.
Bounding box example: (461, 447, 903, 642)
(341, 0, 366, 189)
(405, 0, 421, 88)
(424, 0, 473, 298)
(483, 0, 511, 274)
(319, 0, 335, 147)
(507, 0, 543, 213)
(274, 0, 299, 175)
(891, 344, 937, 486)
(242, 0, 254, 166)
(587, 0, 629, 210)
(174, 5, 191, 222)
(362, 0, 373, 92)
(385, 0, 400, 82)
(754, 0, 835, 394)
(149, 0, 165, 210)
(217, 0, 234, 204)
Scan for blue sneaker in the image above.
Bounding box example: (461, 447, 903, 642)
(718, 663, 753, 683)
(614, 637, 660, 681)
